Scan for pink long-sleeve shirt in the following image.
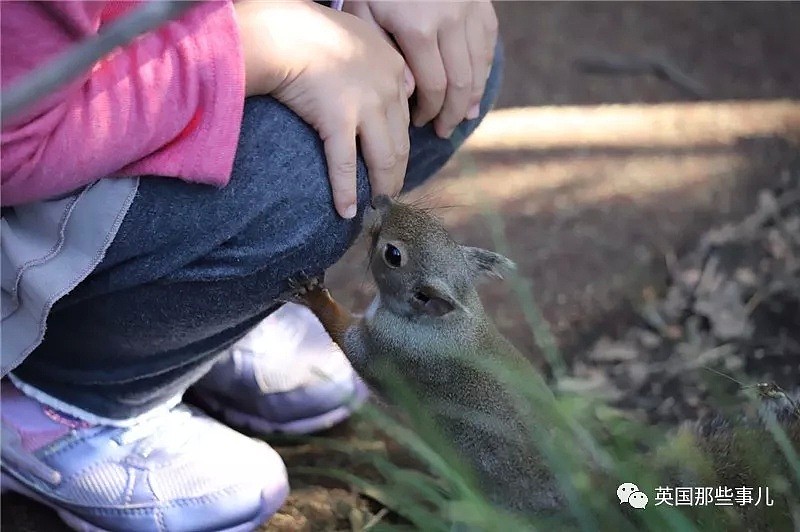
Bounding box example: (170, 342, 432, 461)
(1, 0, 245, 207)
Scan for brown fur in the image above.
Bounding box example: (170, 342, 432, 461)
(290, 278, 354, 346)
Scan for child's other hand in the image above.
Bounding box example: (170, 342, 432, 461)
(234, 1, 412, 219)
(345, 1, 498, 139)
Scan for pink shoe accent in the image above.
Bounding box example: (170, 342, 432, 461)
(1, 380, 91, 452)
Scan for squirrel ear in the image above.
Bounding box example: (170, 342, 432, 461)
(411, 284, 457, 317)
(462, 246, 516, 280)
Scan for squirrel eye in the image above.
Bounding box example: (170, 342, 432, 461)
(384, 243, 402, 267)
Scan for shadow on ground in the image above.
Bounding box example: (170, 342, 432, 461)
(495, 2, 800, 107)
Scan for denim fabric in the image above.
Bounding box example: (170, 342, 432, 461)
(13, 43, 504, 419)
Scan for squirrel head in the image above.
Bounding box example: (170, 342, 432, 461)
(364, 195, 516, 320)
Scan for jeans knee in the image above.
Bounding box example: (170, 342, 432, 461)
(280, 175, 371, 280)
(123, 35, 504, 288)
(225, 37, 506, 280)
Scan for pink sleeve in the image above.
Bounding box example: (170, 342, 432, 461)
(1, 0, 245, 207)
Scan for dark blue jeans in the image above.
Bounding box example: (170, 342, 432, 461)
(14, 44, 504, 419)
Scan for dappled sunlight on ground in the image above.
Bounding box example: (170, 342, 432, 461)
(464, 101, 800, 150)
(435, 100, 800, 217)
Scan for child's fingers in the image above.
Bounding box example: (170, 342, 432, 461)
(404, 65, 416, 98)
(359, 109, 406, 200)
(345, 2, 415, 98)
(434, 23, 473, 139)
(323, 127, 359, 219)
(465, 8, 493, 119)
(386, 94, 411, 193)
(396, 30, 447, 128)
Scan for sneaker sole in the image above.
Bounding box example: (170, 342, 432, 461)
(194, 378, 370, 435)
(1, 469, 289, 532)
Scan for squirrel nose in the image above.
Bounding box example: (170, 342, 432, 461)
(371, 194, 394, 211)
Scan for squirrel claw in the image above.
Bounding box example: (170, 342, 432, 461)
(285, 275, 325, 302)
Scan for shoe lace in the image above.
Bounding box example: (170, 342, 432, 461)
(115, 406, 195, 448)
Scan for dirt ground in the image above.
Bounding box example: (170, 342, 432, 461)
(3, 2, 800, 531)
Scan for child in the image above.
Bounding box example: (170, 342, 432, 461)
(0, 1, 502, 530)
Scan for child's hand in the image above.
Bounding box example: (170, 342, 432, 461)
(344, 1, 498, 139)
(234, 1, 412, 219)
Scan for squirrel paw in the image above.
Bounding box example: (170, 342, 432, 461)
(285, 275, 326, 303)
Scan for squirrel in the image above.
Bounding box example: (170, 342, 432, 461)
(290, 194, 565, 518)
(289, 195, 800, 528)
